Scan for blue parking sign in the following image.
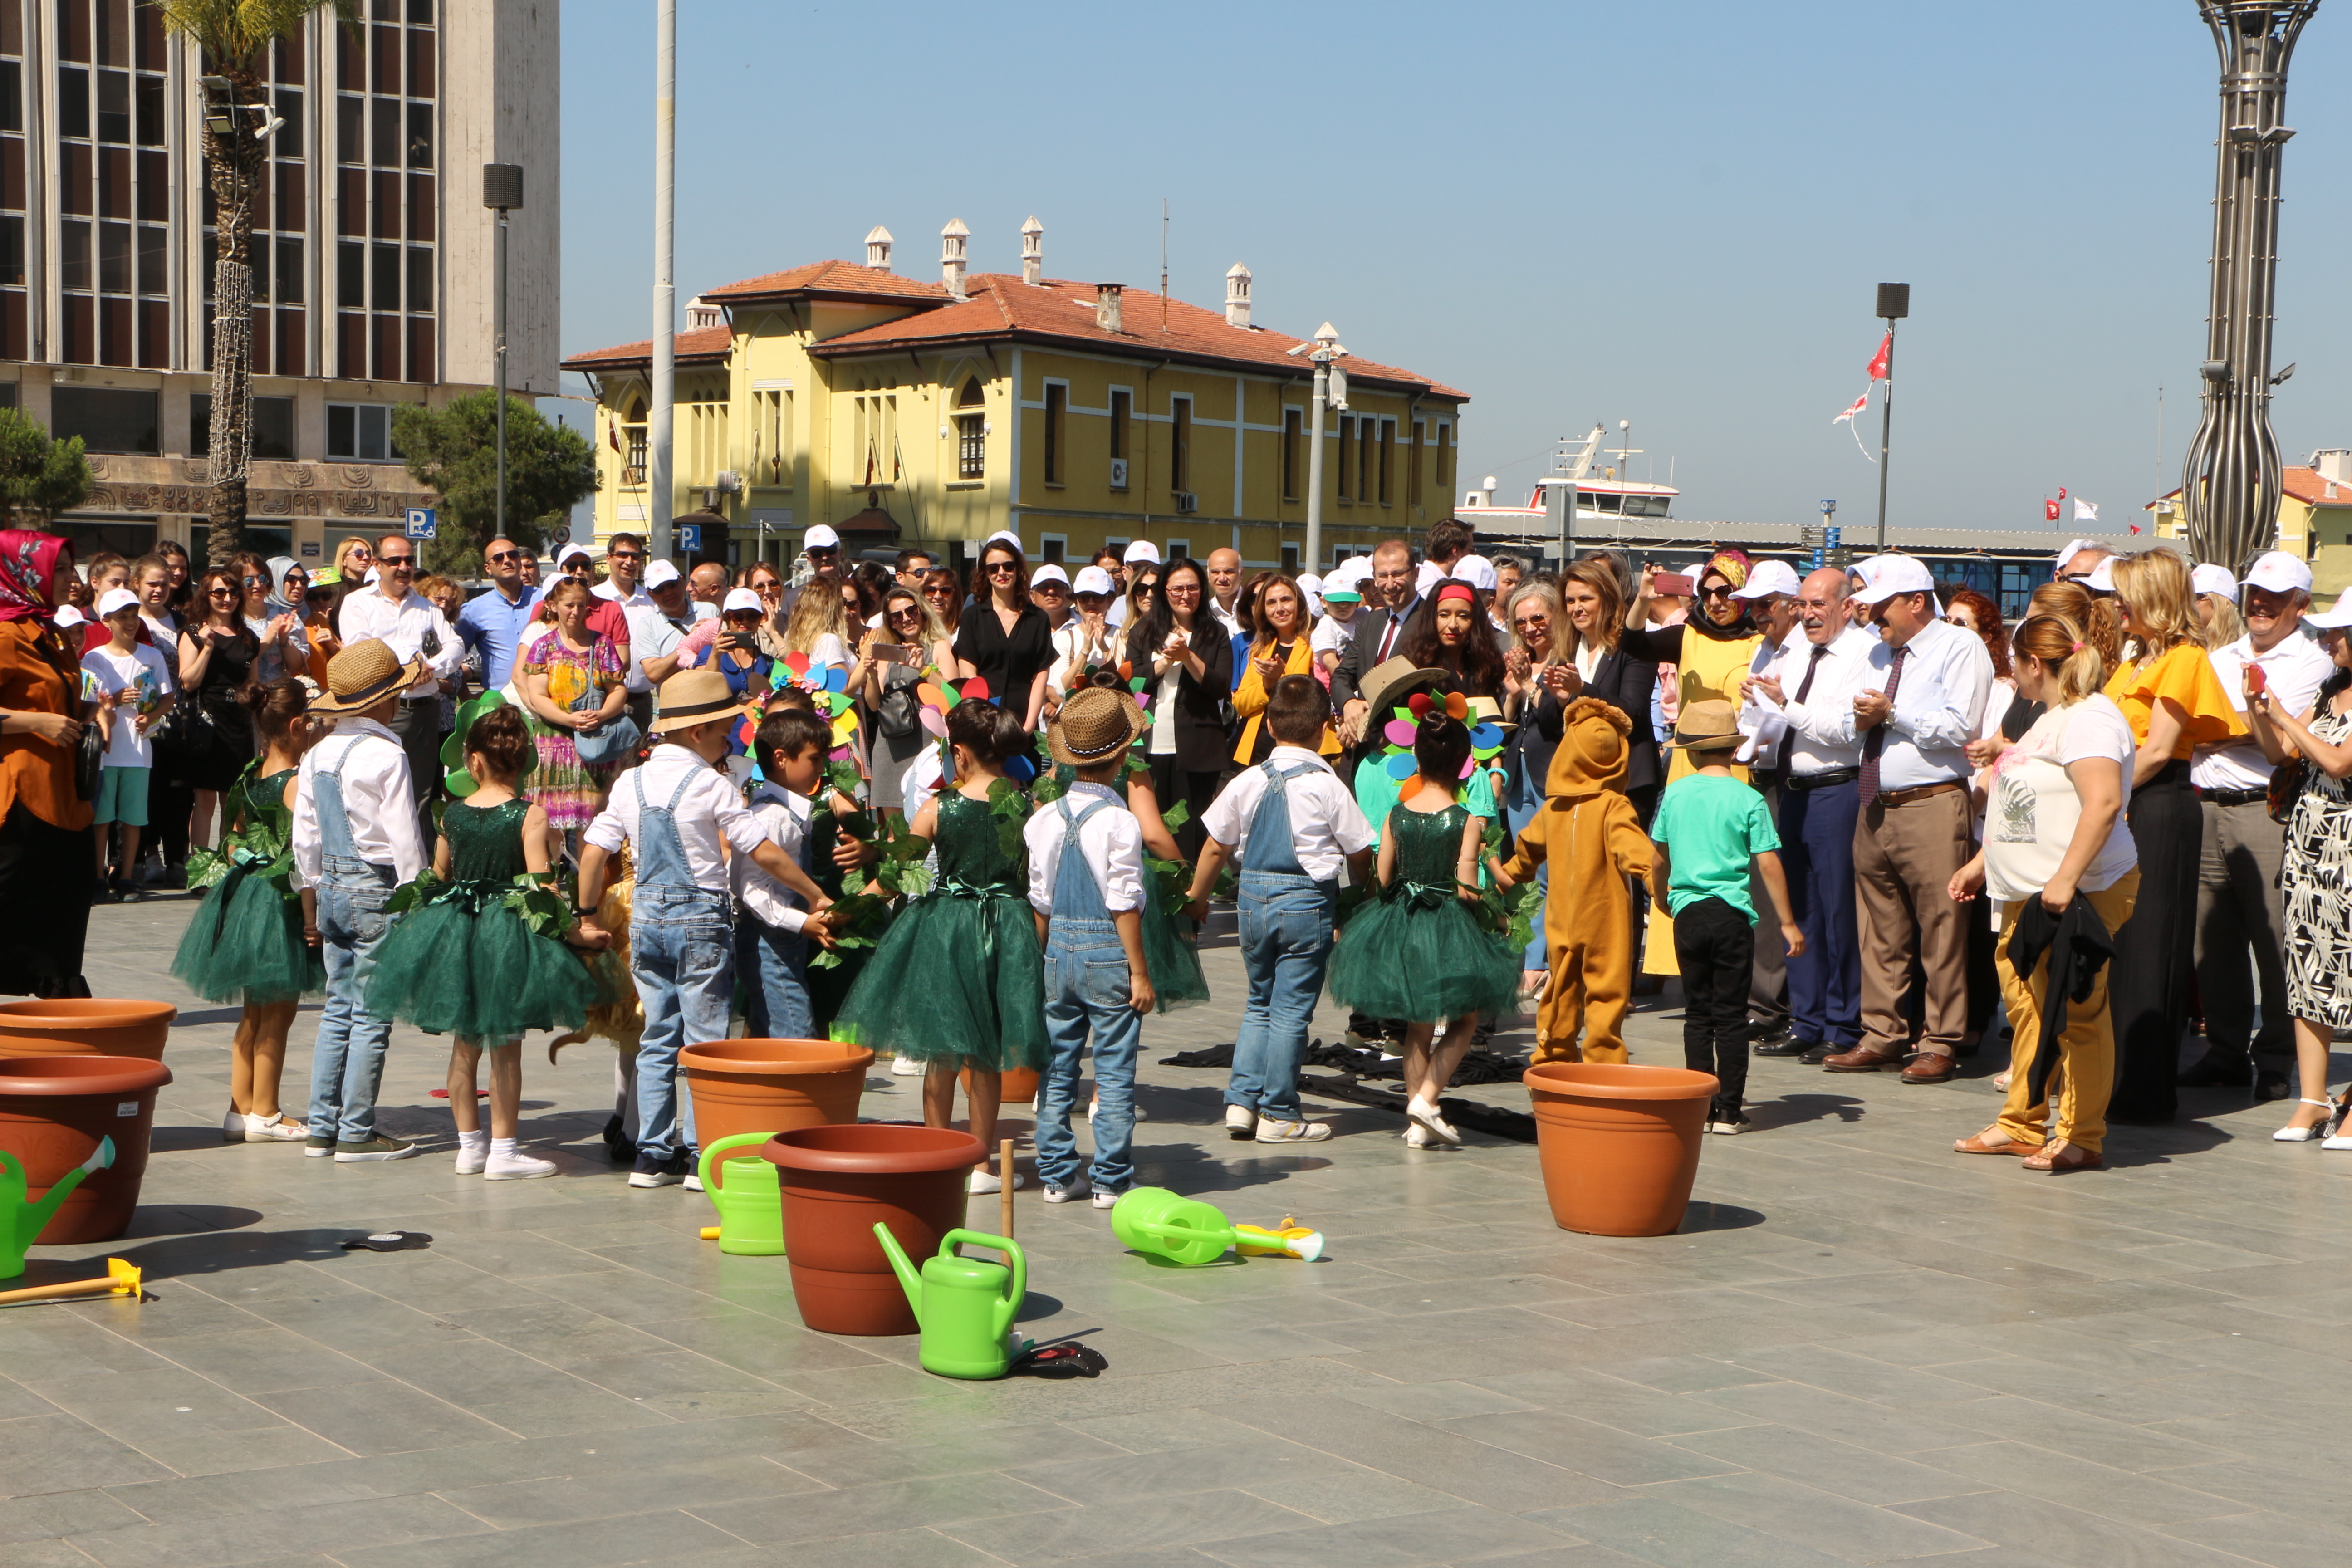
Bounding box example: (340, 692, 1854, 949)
(405, 507, 436, 541)
(675, 523, 701, 555)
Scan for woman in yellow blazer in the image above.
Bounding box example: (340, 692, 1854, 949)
(1233, 573, 1339, 764)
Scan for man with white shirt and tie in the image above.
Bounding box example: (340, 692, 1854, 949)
(334, 531, 461, 844)
(1814, 555, 1993, 1083)
(1746, 567, 1877, 1062)
(2187, 550, 2331, 1097)
(1332, 539, 1424, 750)
(1728, 560, 1804, 1048)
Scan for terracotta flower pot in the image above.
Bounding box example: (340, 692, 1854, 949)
(681, 1038, 874, 1150)
(0, 999, 176, 1063)
(1524, 1061, 1717, 1237)
(763, 1123, 983, 1335)
(961, 1065, 1039, 1107)
(0, 1054, 174, 1245)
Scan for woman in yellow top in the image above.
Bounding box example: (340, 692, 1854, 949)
(1232, 573, 1337, 763)
(2102, 548, 2244, 1125)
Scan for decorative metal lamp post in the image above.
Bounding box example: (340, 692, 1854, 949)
(2180, 1, 2321, 572)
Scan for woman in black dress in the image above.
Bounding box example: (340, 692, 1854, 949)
(176, 566, 260, 853)
(952, 539, 1054, 730)
(1122, 556, 1231, 860)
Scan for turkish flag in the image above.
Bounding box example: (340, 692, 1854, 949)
(2058, 487, 2067, 501)
(2045, 499, 2060, 521)
(2129, 524, 2143, 535)
(1866, 332, 1891, 382)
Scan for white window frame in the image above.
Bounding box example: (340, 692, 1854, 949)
(326, 401, 403, 462)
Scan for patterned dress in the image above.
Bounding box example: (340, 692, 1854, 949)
(519, 628, 625, 831)
(2283, 701, 2352, 1027)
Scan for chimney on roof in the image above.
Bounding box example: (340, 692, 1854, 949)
(865, 225, 893, 272)
(1096, 283, 1123, 335)
(2315, 448, 2352, 485)
(684, 295, 721, 329)
(1020, 215, 1044, 286)
(941, 218, 970, 301)
(1225, 262, 1252, 328)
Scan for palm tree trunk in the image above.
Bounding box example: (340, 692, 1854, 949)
(201, 64, 263, 568)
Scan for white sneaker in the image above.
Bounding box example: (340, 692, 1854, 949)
(1404, 1123, 1434, 1149)
(1406, 1098, 1462, 1147)
(890, 1055, 924, 1076)
(1043, 1176, 1091, 1204)
(966, 1166, 1025, 1195)
(1224, 1104, 1258, 1140)
(485, 1149, 558, 1181)
(1091, 1186, 1122, 1209)
(1255, 1118, 1333, 1144)
(454, 1138, 488, 1176)
(221, 1108, 245, 1144)
(244, 1113, 307, 1142)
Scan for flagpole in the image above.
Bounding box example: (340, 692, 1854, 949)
(1874, 284, 1908, 552)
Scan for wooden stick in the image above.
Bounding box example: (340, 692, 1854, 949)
(999, 1135, 1015, 1239)
(0, 1258, 141, 1306)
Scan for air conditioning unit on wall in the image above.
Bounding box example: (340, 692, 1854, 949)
(1175, 491, 1197, 513)
(1108, 457, 1129, 489)
(713, 471, 742, 493)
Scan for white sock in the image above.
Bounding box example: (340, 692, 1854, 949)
(457, 1128, 489, 1150)
(489, 1137, 517, 1161)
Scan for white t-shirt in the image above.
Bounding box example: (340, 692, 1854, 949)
(1984, 695, 2138, 904)
(81, 644, 173, 768)
(1310, 615, 1355, 662)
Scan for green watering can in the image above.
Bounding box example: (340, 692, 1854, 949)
(873, 1224, 1026, 1380)
(696, 1133, 784, 1256)
(1110, 1186, 1326, 1266)
(0, 1137, 114, 1280)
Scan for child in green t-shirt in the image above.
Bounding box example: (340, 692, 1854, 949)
(1649, 701, 1804, 1134)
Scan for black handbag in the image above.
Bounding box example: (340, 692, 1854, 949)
(73, 714, 103, 801)
(2269, 755, 2308, 824)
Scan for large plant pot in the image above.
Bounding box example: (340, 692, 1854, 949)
(763, 1124, 982, 1335)
(1524, 1062, 1716, 1237)
(681, 1039, 873, 1150)
(0, 1000, 176, 1063)
(0, 1054, 173, 1245)
(961, 1065, 1038, 1107)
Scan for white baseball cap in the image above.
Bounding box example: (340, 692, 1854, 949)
(53, 603, 85, 627)
(94, 587, 139, 617)
(2243, 550, 2314, 595)
(559, 543, 593, 565)
(1852, 554, 1937, 606)
(642, 559, 681, 590)
(2189, 563, 2238, 600)
(1453, 554, 1499, 592)
(2304, 590, 2352, 629)
(2053, 537, 2105, 570)
(2084, 557, 2117, 594)
(1123, 539, 1161, 565)
(1030, 562, 1070, 588)
(802, 524, 841, 550)
(722, 588, 764, 615)
(1731, 559, 1804, 600)
(1072, 565, 1117, 597)
(985, 529, 1023, 550)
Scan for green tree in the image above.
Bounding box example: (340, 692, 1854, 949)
(392, 393, 599, 577)
(157, 0, 356, 567)
(0, 408, 94, 530)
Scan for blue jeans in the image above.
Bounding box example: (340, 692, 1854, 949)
(307, 866, 395, 1144)
(1037, 927, 1142, 1192)
(735, 916, 813, 1039)
(1228, 871, 1335, 1123)
(630, 884, 732, 1159)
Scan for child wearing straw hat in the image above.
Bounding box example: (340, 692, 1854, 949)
(292, 638, 431, 1162)
(1028, 687, 1156, 1206)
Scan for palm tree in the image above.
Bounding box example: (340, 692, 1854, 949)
(156, 0, 354, 567)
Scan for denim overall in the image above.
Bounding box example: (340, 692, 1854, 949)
(735, 789, 816, 1039)
(1036, 793, 1142, 1194)
(627, 764, 732, 1162)
(306, 735, 401, 1145)
(1227, 760, 1338, 1124)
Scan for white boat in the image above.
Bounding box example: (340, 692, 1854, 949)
(1456, 423, 1678, 550)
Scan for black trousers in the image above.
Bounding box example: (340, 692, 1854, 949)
(2109, 761, 2200, 1123)
(149, 772, 193, 867)
(0, 802, 92, 996)
(1147, 755, 1220, 863)
(390, 696, 442, 848)
(1675, 894, 1751, 1107)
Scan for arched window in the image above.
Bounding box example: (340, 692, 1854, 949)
(955, 378, 985, 478)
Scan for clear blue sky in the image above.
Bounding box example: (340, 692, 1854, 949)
(554, 0, 2352, 539)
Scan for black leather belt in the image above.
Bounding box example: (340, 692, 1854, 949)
(2201, 787, 2268, 806)
(1788, 767, 1860, 792)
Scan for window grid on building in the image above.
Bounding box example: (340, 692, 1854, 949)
(53, 0, 168, 369)
(1107, 388, 1129, 463)
(1281, 407, 1301, 500)
(331, 0, 436, 383)
(954, 378, 984, 480)
(1336, 415, 1352, 501)
(754, 388, 789, 486)
(1169, 395, 1190, 495)
(205, 29, 314, 377)
(1377, 417, 1394, 504)
(1041, 381, 1064, 485)
(1409, 419, 1423, 504)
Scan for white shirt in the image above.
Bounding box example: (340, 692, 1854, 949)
(1050, 619, 1111, 696)
(1984, 696, 2139, 902)
(1310, 614, 1356, 662)
(1200, 746, 1374, 883)
(593, 580, 653, 611)
(291, 720, 428, 888)
(730, 781, 813, 932)
(1023, 780, 1147, 916)
(138, 613, 180, 691)
(899, 747, 946, 823)
(1800, 617, 1991, 789)
(626, 601, 695, 693)
(2197, 628, 2333, 792)
(1773, 625, 1877, 774)
(584, 742, 770, 895)
(80, 643, 173, 768)
(1210, 598, 1242, 640)
(338, 587, 462, 697)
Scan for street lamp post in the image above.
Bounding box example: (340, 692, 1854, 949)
(1873, 283, 1907, 551)
(482, 164, 523, 543)
(647, 0, 677, 561)
(1289, 323, 1349, 574)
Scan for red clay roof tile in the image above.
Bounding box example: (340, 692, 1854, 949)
(562, 323, 734, 372)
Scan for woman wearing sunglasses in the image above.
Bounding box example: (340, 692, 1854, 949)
(864, 587, 957, 819)
(953, 541, 1053, 730)
(176, 567, 262, 852)
(918, 566, 965, 642)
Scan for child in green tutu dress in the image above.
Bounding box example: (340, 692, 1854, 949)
(1327, 706, 1523, 1150)
(832, 700, 1046, 1194)
(364, 703, 606, 1180)
(170, 678, 322, 1144)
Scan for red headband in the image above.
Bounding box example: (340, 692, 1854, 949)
(1435, 582, 1477, 607)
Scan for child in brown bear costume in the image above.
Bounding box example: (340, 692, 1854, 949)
(1492, 696, 1653, 1062)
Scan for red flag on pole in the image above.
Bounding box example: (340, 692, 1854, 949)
(2044, 499, 2060, 521)
(1865, 332, 1891, 382)
(2058, 487, 2067, 501)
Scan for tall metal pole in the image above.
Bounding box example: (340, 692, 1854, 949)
(647, 0, 677, 561)
(1305, 359, 1327, 575)
(494, 205, 507, 539)
(1873, 323, 1894, 552)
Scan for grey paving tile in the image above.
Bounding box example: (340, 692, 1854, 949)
(66, 1494, 489, 1568)
(0, 1488, 148, 1544)
(257, 1379, 517, 1455)
(1009, 1438, 1359, 1505)
(432, 1454, 826, 1528)
(1222, 1395, 1624, 1513)
(1645, 1470, 1996, 1562)
(772, 1421, 1127, 1488)
(1199, 1505, 1584, 1568)
(1895, 1490, 2269, 1568)
(1663, 1424, 1977, 1507)
(1924, 1441, 2245, 1526)
(937, 1488, 1318, 1565)
(1235, 1467, 1462, 1524)
(332, 1508, 745, 1568)
(1435, 1409, 1749, 1487)
(122, 1425, 358, 1478)
(690, 1470, 1074, 1544)
(1462, 1369, 1770, 1437)
(0, 1414, 179, 1497)
(669, 1529, 1022, 1568)
(1521, 1496, 1853, 1568)
(1912, 1394, 2236, 1472)
(1690, 1382, 2002, 1455)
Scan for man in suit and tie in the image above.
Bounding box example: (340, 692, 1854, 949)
(1333, 539, 1425, 751)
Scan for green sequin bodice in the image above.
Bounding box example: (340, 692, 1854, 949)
(1389, 802, 1470, 894)
(442, 798, 532, 882)
(931, 789, 1024, 897)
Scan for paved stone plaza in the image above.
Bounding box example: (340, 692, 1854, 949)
(4, 892, 2349, 1568)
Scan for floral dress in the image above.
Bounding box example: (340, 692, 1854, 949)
(519, 628, 624, 831)
(2283, 701, 2352, 1027)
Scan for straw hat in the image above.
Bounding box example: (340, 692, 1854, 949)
(1674, 699, 1740, 750)
(1047, 686, 1147, 768)
(650, 668, 738, 733)
(310, 638, 425, 714)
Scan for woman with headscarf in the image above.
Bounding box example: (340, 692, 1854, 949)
(0, 532, 94, 995)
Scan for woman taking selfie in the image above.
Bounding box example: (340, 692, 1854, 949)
(865, 586, 958, 818)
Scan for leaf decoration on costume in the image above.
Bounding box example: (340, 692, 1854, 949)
(987, 775, 1033, 862)
(185, 843, 230, 892)
(383, 869, 441, 917)
(501, 876, 573, 939)
(1158, 799, 1191, 833)
(825, 758, 863, 800)
(963, 675, 992, 703)
(1029, 769, 1069, 806)
(808, 888, 893, 968)
(1147, 854, 1194, 918)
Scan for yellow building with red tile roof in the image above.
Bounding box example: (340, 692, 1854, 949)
(562, 223, 1469, 574)
(2144, 454, 2352, 591)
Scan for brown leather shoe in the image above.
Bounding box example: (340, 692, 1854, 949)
(1954, 1127, 2034, 1156)
(1900, 1052, 1958, 1085)
(2022, 1141, 2102, 1173)
(1822, 1043, 1907, 1073)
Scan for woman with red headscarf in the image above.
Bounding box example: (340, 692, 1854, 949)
(0, 531, 94, 995)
